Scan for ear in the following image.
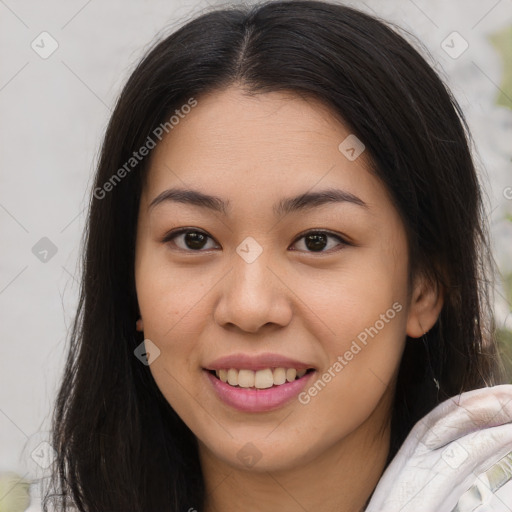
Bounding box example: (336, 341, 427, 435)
(136, 318, 144, 332)
(406, 274, 444, 338)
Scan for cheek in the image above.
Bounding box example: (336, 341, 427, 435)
(135, 258, 211, 418)
(295, 284, 406, 448)
(291, 247, 408, 350)
(298, 275, 406, 391)
(289, 238, 408, 398)
(135, 249, 212, 341)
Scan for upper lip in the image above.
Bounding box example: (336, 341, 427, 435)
(204, 352, 316, 371)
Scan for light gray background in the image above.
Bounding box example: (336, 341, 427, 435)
(1, 0, 511, 509)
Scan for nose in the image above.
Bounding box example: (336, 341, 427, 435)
(213, 248, 293, 334)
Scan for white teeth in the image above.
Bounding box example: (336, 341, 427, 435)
(286, 368, 297, 382)
(254, 369, 274, 389)
(238, 369, 255, 388)
(213, 367, 311, 388)
(273, 367, 286, 385)
(227, 368, 238, 386)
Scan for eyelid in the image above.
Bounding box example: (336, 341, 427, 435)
(292, 228, 352, 246)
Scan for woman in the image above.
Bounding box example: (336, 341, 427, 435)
(44, 1, 512, 511)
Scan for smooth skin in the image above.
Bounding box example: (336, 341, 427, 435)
(134, 86, 443, 512)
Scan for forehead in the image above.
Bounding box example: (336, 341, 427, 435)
(142, 86, 385, 214)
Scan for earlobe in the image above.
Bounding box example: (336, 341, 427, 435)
(136, 318, 144, 332)
(406, 275, 444, 338)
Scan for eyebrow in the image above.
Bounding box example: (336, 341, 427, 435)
(148, 186, 368, 217)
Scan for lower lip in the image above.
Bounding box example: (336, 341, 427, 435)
(204, 370, 316, 412)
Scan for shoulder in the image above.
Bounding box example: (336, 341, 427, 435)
(366, 384, 512, 512)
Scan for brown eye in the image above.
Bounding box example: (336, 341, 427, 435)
(290, 230, 348, 253)
(163, 229, 218, 251)
(162, 228, 348, 254)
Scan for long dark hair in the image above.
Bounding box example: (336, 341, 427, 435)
(43, 1, 507, 510)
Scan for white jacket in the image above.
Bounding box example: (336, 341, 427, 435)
(366, 384, 512, 512)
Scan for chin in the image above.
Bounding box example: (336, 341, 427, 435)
(199, 432, 323, 473)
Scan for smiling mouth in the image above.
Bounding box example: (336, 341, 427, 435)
(207, 368, 316, 389)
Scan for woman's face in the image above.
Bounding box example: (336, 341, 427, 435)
(134, 86, 433, 472)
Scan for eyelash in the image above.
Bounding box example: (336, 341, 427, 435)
(161, 228, 350, 254)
